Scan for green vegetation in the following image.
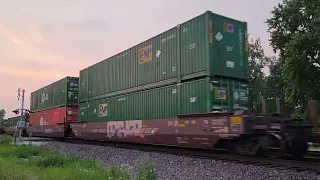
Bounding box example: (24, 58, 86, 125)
(248, 0, 320, 119)
(309, 143, 320, 151)
(0, 109, 5, 120)
(0, 135, 156, 180)
(260, 0, 320, 119)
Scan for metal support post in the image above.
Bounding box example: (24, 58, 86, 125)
(15, 88, 27, 142)
(19, 89, 25, 141)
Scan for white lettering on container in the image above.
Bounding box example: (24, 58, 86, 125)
(190, 97, 197, 103)
(189, 43, 196, 50)
(226, 46, 233, 52)
(161, 34, 176, 43)
(226, 61, 235, 68)
(41, 93, 49, 104)
(172, 89, 177, 94)
(118, 98, 126, 101)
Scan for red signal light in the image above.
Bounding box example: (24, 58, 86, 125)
(12, 109, 19, 115)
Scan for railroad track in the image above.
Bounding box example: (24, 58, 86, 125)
(50, 137, 320, 174)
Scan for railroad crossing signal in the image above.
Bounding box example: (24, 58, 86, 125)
(12, 109, 19, 115)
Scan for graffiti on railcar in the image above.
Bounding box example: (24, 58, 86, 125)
(105, 120, 159, 138)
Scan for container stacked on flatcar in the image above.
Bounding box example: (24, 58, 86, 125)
(3, 116, 21, 135)
(27, 76, 79, 137)
(78, 11, 249, 123)
(70, 11, 250, 146)
(0, 118, 6, 134)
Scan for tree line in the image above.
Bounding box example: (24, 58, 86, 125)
(249, 0, 320, 119)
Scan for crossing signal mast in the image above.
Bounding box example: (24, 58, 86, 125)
(14, 88, 30, 140)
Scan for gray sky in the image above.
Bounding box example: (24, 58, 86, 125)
(0, 0, 281, 118)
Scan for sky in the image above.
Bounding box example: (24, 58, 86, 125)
(0, 0, 282, 118)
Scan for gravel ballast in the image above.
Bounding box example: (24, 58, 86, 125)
(41, 141, 320, 180)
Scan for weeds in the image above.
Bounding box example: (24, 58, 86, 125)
(0, 135, 157, 180)
(136, 155, 157, 180)
(36, 155, 80, 168)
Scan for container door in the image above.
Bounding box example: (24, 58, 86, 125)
(209, 13, 248, 79)
(211, 78, 230, 112)
(67, 77, 79, 106)
(230, 80, 249, 111)
(211, 78, 249, 112)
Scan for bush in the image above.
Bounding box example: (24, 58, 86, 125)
(0, 135, 157, 180)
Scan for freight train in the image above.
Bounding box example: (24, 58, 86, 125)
(1, 11, 319, 159)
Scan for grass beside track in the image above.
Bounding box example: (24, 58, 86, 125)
(0, 135, 156, 180)
(309, 143, 320, 151)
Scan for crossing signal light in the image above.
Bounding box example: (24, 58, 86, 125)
(12, 109, 19, 115)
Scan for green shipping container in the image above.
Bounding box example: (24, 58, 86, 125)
(7, 116, 20, 127)
(0, 118, 5, 126)
(79, 10, 248, 102)
(2, 119, 9, 127)
(180, 12, 248, 80)
(30, 76, 79, 112)
(80, 27, 178, 102)
(79, 77, 248, 122)
(79, 84, 178, 122)
(180, 77, 249, 114)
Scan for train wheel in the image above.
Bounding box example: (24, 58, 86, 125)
(262, 134, 284, 159)
(233, 138, 261, 156)
(226, 141, 238, 154)
(287, 138, 308, 157)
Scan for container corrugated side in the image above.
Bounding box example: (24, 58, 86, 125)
(2, 119, 8, 127)
(30, 77, 79, 112)
(179, 13, 208, 80)
(86, 84, 178, 122)
(179, 77, 211, 114)
(79, 69, 89, 102)
(0, 118, 4, 126)
(81, 28, 178, 102)
(180, 11, 249, 80)
(29, 106, 78, 126)
(78, 102, 88, 122)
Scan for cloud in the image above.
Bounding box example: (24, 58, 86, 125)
(0, 65, 66, 80)
(36, 20, 112, 61)
(0, 24, 44, 45)
(0, 23, 88, 75)
(0, 22, 84, 117)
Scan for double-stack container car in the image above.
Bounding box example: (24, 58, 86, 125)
(28, 76, 79, 137)
(79, 11, 249, 103)
(23, 10, 315, 158)
(3, 116, 21, 135)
